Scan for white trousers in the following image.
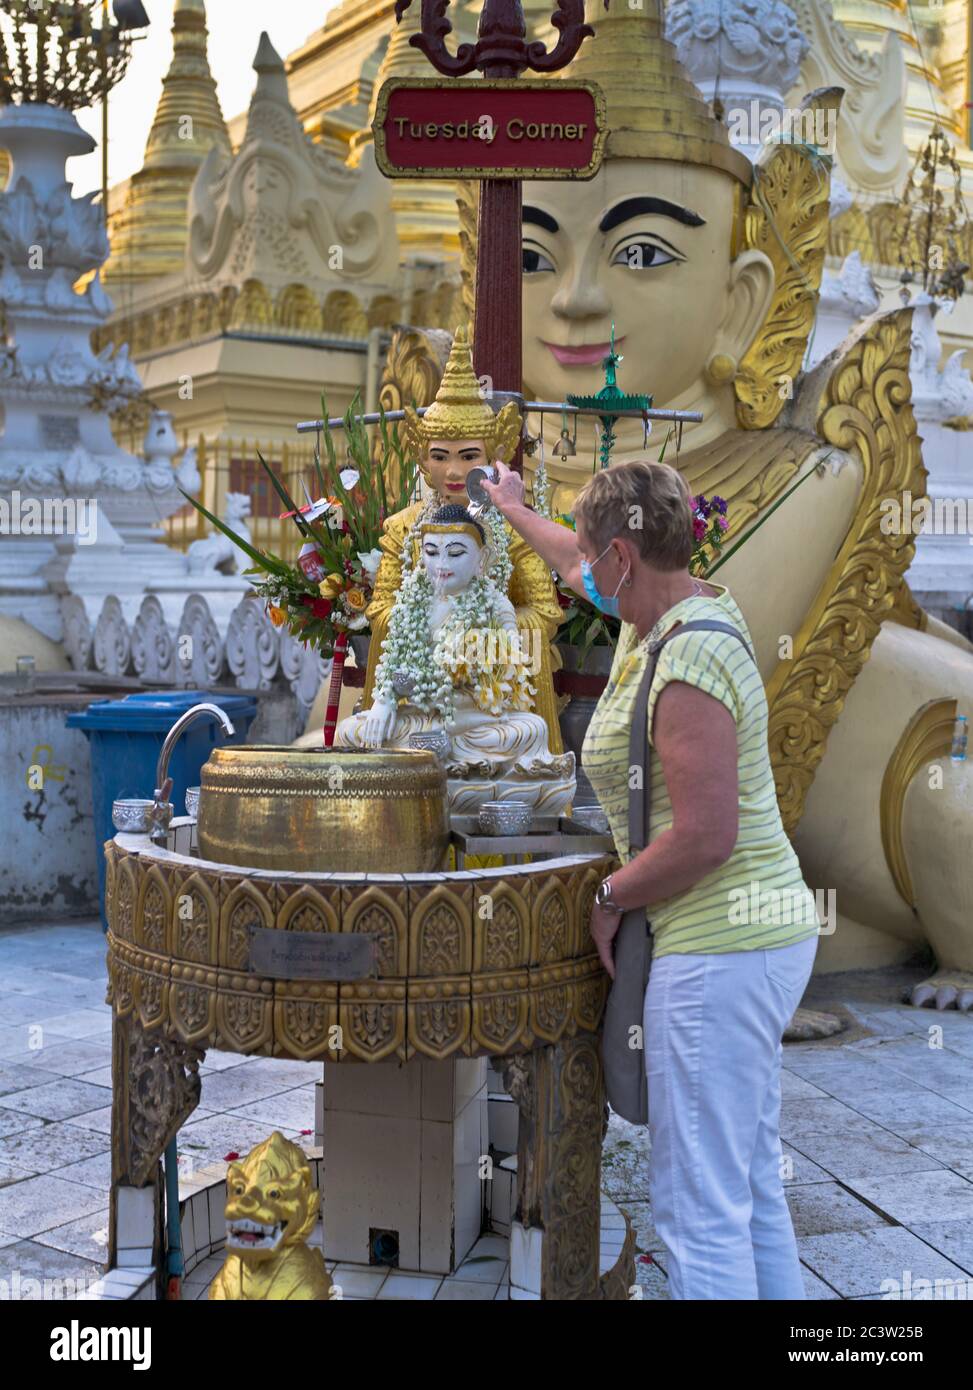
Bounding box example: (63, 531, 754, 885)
(643, 933, 818, 1300)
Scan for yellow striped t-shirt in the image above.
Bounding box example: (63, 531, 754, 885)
(581, 583, 819, 958)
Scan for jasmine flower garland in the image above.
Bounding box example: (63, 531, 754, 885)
(437, 627, 536, 717)
(373, 568, 532, 728)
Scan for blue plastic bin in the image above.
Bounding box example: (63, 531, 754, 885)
(67, 690, 258, 929)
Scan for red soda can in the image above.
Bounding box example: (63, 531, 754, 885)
(298, 543, 328, 584)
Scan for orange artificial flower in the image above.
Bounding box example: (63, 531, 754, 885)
(345, 586, 367, 612)
(267, 604, 288, 627)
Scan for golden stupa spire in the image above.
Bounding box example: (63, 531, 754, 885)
(103, 0, 231, 287)
(563, 0, 752, 185)
(347, 0, 480, 260)
(348, 1, 427, 171)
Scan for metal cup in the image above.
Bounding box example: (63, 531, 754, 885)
(409, 730, 450, 762)
(465, 465, 498, 512)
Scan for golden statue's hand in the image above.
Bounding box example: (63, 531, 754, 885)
(482, 459, 525, 516)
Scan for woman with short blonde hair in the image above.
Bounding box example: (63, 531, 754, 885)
(574, 459, 695, 571)
(483, 458, 818, 1301)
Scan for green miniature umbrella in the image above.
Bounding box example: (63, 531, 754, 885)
(566, 322, 653, 470)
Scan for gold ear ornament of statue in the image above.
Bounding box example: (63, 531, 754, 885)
(401, 403, 426, 466)
(705, 353, 738, 386)
(490, 398, 523, 464)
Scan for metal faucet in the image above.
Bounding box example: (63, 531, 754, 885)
(148, 702, 236, 846)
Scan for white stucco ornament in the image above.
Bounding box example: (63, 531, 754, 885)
(821, 251, 881, 319)
(187, 31, 396, 289)
(0, 101, 259, 646)
(667, 0, 809, 97)
(910, 297, 973, 426)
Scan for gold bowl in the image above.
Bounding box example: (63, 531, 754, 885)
(197, 746, 449, 874)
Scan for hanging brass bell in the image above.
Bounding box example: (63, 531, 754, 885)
(557, 427, 576, 461)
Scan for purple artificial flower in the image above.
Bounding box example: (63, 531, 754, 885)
(712, 495, 728, 516)
(695, 494, 712, 519)
(717, 516, 729, 531)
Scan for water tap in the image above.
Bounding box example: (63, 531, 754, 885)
(149, 702, 236, 846)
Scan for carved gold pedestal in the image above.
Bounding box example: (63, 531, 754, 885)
(105, 832, 634, 1299)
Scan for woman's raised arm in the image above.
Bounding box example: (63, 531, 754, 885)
(482, 461, 584, 593)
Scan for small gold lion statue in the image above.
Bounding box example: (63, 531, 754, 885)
(209, 1131, 332, 1300)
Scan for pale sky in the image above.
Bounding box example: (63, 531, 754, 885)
(71, 1, 342, 198)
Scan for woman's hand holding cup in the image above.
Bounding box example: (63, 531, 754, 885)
(481, 459, 525, 516)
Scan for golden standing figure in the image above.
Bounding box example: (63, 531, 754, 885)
(208, 1132, 332, 1300)
(363, 323, 565, 754)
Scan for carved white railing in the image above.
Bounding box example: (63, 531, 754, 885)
(62, 591, 330, 726)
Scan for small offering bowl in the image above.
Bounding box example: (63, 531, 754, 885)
(409, 731, 450, 762)
(112, 799, 173, 834)
(476, 800, 532, 837)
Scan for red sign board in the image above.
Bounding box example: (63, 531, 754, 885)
(373, 77, 606, 180)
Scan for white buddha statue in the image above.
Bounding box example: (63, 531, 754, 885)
(336, 505, 576, 815)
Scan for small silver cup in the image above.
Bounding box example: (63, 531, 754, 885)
(465, 466, 498, 517)
(477, 800, 533, 836)
(409, 730, 450, 762)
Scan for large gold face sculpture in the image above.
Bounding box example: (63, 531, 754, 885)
(514, 0, 785, 487)
(523, 159, 772, 430)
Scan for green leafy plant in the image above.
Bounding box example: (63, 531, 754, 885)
(180, 392, 416, 657)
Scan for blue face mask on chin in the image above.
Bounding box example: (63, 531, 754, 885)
(580, 542, 629, 618)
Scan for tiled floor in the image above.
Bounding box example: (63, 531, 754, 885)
(1, 919, 972, 1300)
(184, 1200, 628, 1300)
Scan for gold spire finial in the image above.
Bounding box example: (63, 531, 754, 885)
(562, 0, 752, 185)
(103, 0, 231, 286)
(141, 0, 230, 174)
(346, 0, 477, 264)
(403, 324, 522, 462)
